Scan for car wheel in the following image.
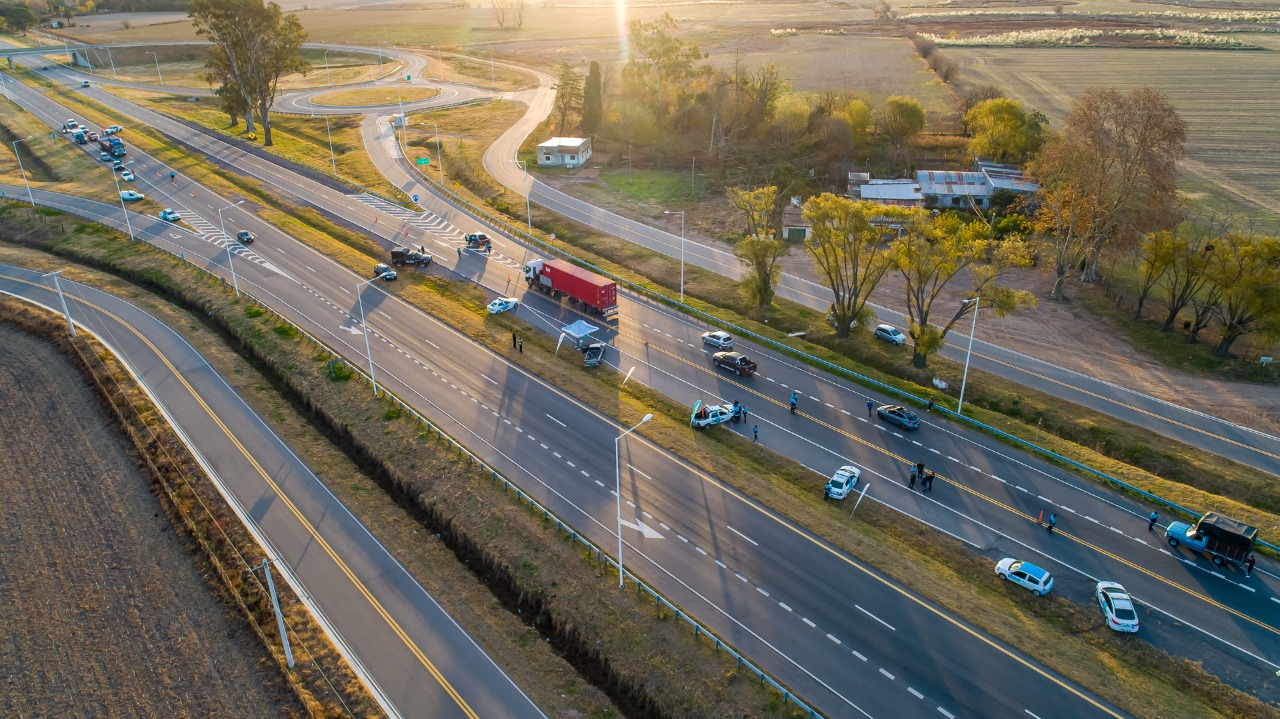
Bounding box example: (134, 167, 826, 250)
(1211, 555, 1225, 566)
(1166, 537, 1180, 548)
(997, 572, 1007, 580)
(1032, 589, 1043, 597)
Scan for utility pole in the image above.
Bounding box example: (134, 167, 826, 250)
(260, 559, 295, 669)
(41, 270, 75, 337)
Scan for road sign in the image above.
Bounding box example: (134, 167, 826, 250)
(412, 194, 419, 203)
(416, 157, 430, 166)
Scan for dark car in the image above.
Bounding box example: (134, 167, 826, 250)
(235, 230, 255, 244)
(876, 404, 920, 430)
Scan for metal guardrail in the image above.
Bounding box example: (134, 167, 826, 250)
(399, 153, 1280, 556)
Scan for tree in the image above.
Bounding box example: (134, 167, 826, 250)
(1134, 230, 1176, 321)
(1207, 233, 1280, 357)
(1, 5, 38, 34)
(729, 185, 786, 310)
(190, 0, 310, 147)
(204, 64, 249, 127)
(1152, 222, 1218, 331)
(511, 0, 526, 29)
(490, 0, 508, 28)
(963, 98, 1046, 164)
(961, 83, 1004, 114)
(874, 96, 925, 171)
(553, 62, 582, 135)
(581, 60, 602, 136)
(801, 194, 899, 338)
(889, 212, 1035, 367)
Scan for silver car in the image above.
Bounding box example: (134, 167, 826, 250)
(874, 324, 906, 345)
(701, 330, 733, 350)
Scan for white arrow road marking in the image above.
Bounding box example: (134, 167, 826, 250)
(339, 324, 364, 335)
(619, 519, 664, 539)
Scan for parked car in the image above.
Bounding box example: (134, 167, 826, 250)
(87, 131, 99, 142)
(373, 263, 397, 280)
(995, 558, 1054, 596)
(486, 297, 519, 315)
(1095, 581, 1139, 633)
(824, 465, 861, 500)
(103, 125, 124, 135)
(65, 119, 79, 131)
(41, 65, 51, 71)
(111, 160, 125, 172)
(700, 330, 733, 350)
(119, 169, 135, 181)
(874, 324, 906, 345)
(120, 190, 144, 201)
(582, 342, 605, 367)
(81, 80, 90, 88)
(159, 208, 182, 222)
(876, 404, 920, 430)
(99, 151, 112, 162)
(235, 230, 255, 244)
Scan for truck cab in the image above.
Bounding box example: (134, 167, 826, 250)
(691, 402, 734, 429)
(1165, 512, 1256, 567)
(712, 351, 758, 377)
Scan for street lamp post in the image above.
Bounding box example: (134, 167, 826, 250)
(110, 159, 136, 241)
(433, 122, 443, 185)
(217, 200, 246, 297)
(106, 46, 117, 79)
(323, 49, 332, 85)
(512, 159, 532, 237)
(12, 136, 35, 207)
(489, 49, 495, 90)
(664, 210, 685, 304)
(313, 114, 337, 175)
(615, 413, 653, 588)
(41, 270, 75, 337)
(957, 296, 980, 416)
(355, 273, 393, 396)
(145, 51, 163, 85)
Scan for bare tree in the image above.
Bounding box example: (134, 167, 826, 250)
(512, 0, 526, 29)
(491, 0, 508, 28)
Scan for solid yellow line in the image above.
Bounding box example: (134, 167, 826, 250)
(19, 280, 480, 719)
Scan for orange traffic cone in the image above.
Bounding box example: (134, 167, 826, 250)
(1037, 510, 1044, 525)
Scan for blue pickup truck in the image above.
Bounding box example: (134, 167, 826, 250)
(1165, 512, 1257, 567)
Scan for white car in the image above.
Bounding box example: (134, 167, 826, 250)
(120, 169, 135, 181)
(104, 125, 124, 135)
(874, 324, 906, 345)
(700, 330, 733, 350)
(1095, 581, 1139, 633)
(120, 190, 144, 201)
(159, 208, 182, 222)
(824, 465, 861, 500)
(487, 297, 519, 315)
(995, 558, 1054, 596)
(65, 119, 78, 131)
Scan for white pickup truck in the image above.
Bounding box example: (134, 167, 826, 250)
(691, 401, 734, 429)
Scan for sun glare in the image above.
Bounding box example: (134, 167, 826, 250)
(615, 0, 630, 60)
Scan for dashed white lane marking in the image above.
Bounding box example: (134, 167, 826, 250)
(892, 432, 903, 438)
(627, 464, 652, 480)
(658, 522, 670, 531)
(481, 374, 497, 385)
(594, 480, 605, 488)
(990, 475, 1002, 482)
(1084, 515, 1100, 523)
(841, 409, 851, 415)
(339, 286, 350, 294)
(757, 587, 770, 597)
(853, 651, 867, 661)
(802, 617, 816, 628)
(856, 605, 896, 631)
(779, 602, 792, 612)
(580, 470, 590, 477)
(1037, 495, 1050, 502)
(1109, 526, 1124, 534)
(307, 266, 317, 273)
(503, 418, 511, 425)
(715, 560, 727, 569)
(1060, 506, 1076, 514)
(735, 573, 748, 582)
(969, 465, 981, 472)
(552, 452, 562, 459)
(1210, 571, 1225, 579)
(1022, 711, 1041, 719)
(940, 708, 957, 718)
(928, 448, 941, 454)
(824, 402, 834, 408)
(826, 634, 841, 645)
(1014, 485, 1029, 493)
(726, 525, 759, 546)
(515, 427, 523, 433)
(566, 460, 575, 468)
(912, 440, 922, 446)
(275, 247, 287, 254)
(1270, 597, 1280, 605)
(545, 413, 566, 427)
(879, 668, 895, 680)
(677, 535, 688, 543)
(946, 456, 960, 463)
(765, 376, 777, 382)
(641, 511, 653, 519)
(908, 688, 924, 699)
(424, 338, 440, 349)
(695, 546, 708, 555)
(539, 443, 548, 449)
(625, 501, 636, 508)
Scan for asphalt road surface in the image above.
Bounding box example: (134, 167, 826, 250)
(4, 54, 1276, 714)
(0, 265, 545, 719)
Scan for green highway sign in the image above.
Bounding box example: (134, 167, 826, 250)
(416, 157, 431, 166)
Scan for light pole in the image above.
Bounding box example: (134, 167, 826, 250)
(217, 200, 246, 297)
(512, 159, 532, 237)
(41, 270, 75, 337)
(106, 46, 117, 79)
(957, 296, 980, 416)
(489, 49, 495, 90)
(615, 413, 653, 589)
(664, 210, 685, 303)
(313, 114, 337, 175)
(433, 122, 444, 185)
(356, 273, 393, 396)
(145, 51, 163, 85)
(12, 136, 34, 207)
(110, 159, 136, 241)
(323, 49, 332, 85)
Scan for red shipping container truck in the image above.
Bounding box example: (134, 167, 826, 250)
(524, 258, 618, 318)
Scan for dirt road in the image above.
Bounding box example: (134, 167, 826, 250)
(0, 324, 296, 719)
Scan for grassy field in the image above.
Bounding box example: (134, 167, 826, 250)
(311, 85, 439, 106)
(0, 321, 300, 719)
(73, 43, 392, 90)
(403, 100, 529, 196)
(951, 42, 1280, 225)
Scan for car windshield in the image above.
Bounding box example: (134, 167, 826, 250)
(1114, 607, 1137, 621)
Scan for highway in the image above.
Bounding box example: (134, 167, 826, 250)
(479, 73, 1280, 480)
(5, 52, 1277, 713)
(0, 66, 1137, 717)
(0, 264, 544, 719)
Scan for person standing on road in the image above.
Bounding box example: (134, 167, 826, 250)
(927, 396, 935, 412)
(752, 425, 759, 442)
(1246, 555, 1256, 577)
(512, 331, 518, 348)
(925, 471, 935, 492)
(790, 392, 799, 414)
(867, 400, 875, 416)
(916, 461, 925, 477)
(1148, 511, 1158, 531)
(908, 468, 917, 490)
(1046, 513, 1058, 533)
(518, 340, 523, 353)
(457, 247, 462, 259)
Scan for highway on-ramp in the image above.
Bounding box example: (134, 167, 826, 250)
(0, 264, 545, 719)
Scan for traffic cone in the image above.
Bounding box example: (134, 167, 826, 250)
(1037, 510, 1043, 525)
(644, 336, 649, 346)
